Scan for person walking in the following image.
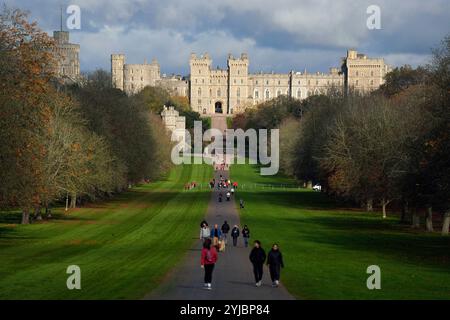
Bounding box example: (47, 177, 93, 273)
(249, 240, 266, 287)
(226, 191, 231, 201)
(240, 199, 244, 209)
(231, 225, 240, 247)
(267, 243, 284, 287)
(200, 220, 208, 228)
(199, 222, 210, 243)
(221, 221, 230, 244)
(210, 224, 222, 248)
(201, 238, 218, 290)
(242, 225, 250, 247)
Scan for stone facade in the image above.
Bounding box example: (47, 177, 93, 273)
(190, 50, 389, 115)
(161, 105, 186, 149)
(111, 54, 189, 96)
(52, 30, 80, 83)
(112, 50, 390, 114)
(341, 49, 392, 93)
(189, 53, 345, 115)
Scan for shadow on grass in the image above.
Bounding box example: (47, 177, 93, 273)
(278, 214, 450, 271)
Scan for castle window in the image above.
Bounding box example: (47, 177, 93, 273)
(256, 80, 258, 85)
(266, 80, 269, 85)
(198, 88, 201, 96)
(355, 80, 359, 86)
(198, 99, 201, 105)
(237, 88, 240, 97)
(316, 80, 319, 85)
(265, 90, 270, 99)
(217, 89, 221, 97)
(308, 80, 311, 85)
(370, 80, 374, 85)
(254, 90, 259, 99)
(277, 90, 281, 97)
(278, 80, 281, 85)
(356, 71, 359, 76)
(241, 79, 243, 84)
(298, 80, 301, 85)
(297, 89, 301, 98)
(371, 71, 374, 77)
(199, 70, 201, 74)
(238, 70, 240, 75)
(202, 79, 204, 84)
(234, 79, 236, 84)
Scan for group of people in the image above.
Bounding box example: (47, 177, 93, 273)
(216, 175, 238, 203)
(184, 181, 197, 190)
(199, 219, 284, 290)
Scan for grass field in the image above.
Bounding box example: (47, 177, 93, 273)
(231, 164, 450, 299)
(0, 163, 212, 299)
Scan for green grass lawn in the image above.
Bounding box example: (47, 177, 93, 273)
(0, 162, 212, 299)
(231, 164, 450, 299)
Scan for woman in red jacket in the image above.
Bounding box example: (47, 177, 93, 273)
(201, 238, 218, 290)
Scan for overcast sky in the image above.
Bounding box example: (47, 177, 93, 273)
(5, 0, 450, 75)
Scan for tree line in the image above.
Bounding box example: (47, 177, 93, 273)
(0, 8, 175, 223)
(233, 36, 450, 234)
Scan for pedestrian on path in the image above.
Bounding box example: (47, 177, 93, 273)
(231, 225, 240, 247)
(242, 225, 250, 247)
(240, 199, 244, 209)
(249, 240, 266, 287)
(200, 222, 210, 242)
(221, 221, 230, 244)
(226, 191, 231, 201)
(201, 238, 218, 290)
(267, 244, 284, 287)
(200, 220, 208, 228)
(210, 224, 222, 248)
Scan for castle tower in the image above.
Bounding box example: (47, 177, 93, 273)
(189, 53, 212, 114)
(111, 54, 125, 91)
(52, 30, 80, 83)
(228, 53, 249, 114)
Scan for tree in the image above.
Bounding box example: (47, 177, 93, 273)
(0, 7, 56, 223)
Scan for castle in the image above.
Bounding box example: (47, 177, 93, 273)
(111, 54, 189, 96)
(52, 30, 80, 83)
(112, 50, 391, 115)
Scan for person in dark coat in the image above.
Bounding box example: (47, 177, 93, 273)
(249, 240, 266, 287)
(266, 243, 284, 287)
(242, 225, 250, 247)
(231, 225, 240, 247)
(221, 221, 230, 244)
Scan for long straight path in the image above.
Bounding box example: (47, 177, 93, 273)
(145, 116, 294, 300)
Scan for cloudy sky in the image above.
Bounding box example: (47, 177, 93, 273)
(5, 0, 450, 75)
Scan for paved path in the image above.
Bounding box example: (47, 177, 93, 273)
(146, 169, 294, 300)
(146, 113, 294, 300)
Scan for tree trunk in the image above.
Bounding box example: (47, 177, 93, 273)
(425, 206, 433, 232)
(381, 198, 388, 219)
(70, 192, 77, 209)
(21, 209, 30, 224)
(366, 198, 373, 212)
(45, 205, 52, 219)
(411, 207, 420, 229)
(34, 205, 42, 221)
(442, 211, 450, 236)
